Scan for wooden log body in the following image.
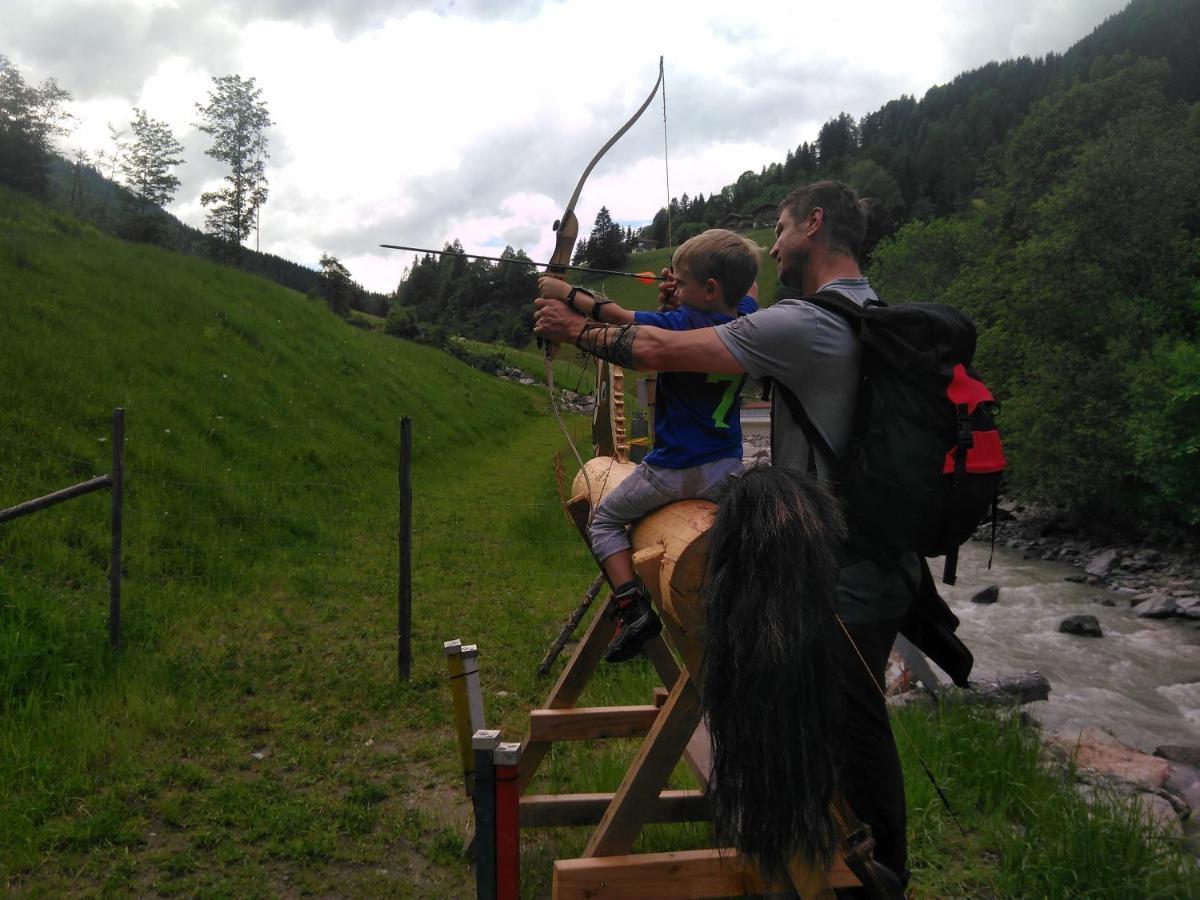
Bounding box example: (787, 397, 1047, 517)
(570, 465, 715, 676)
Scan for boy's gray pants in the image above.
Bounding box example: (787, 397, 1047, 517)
(587, 457, 744, 563)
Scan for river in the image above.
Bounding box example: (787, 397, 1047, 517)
(935, 540, 1200, 752)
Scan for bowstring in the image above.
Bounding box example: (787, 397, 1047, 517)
(662, 63, 673, 252)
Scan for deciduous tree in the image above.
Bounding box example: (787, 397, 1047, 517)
(120, 108, 184, 214)
(195, 74, 272, 262)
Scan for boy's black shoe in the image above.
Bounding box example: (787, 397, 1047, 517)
(604, 582, 662, 663)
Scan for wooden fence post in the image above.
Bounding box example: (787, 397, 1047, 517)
(398, 416, 413, 680)
(494, 742, 522, 900)
(472, 729, 502, 900)
(109, 407, 124, 651)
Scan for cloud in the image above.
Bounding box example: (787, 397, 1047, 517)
(3, 0, 1132, 292)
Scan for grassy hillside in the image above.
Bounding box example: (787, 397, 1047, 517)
(0, 186, 607, 894)
(2, 188, 1196, 897)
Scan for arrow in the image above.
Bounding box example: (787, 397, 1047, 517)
(380, 243, 664, 284)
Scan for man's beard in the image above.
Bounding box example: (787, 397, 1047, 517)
(779, 246, 810, 289)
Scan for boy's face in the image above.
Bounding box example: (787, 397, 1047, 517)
(672, 268, 727, 313)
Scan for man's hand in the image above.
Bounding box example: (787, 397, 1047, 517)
(657, 267, 679, 312)
(533, 295, 586, 346)
(538, 275, 571, 303)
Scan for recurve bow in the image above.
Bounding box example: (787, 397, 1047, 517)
(542, 57, 664, 465)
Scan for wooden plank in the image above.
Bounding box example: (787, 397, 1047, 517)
(552, 848, 859, 899)
(517, 603, 617, 793)
(520, 790, 706, 828)
(583, 669, 703, 858)
(528, 705, 660, 742)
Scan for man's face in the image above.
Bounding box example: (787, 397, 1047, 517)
(770, 207, 816, 288)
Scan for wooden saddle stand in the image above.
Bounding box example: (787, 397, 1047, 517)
(467, 361, 892, 899)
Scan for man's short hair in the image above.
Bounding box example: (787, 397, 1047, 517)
(779, 180, 868, 259)
(672, 229, 760, 305)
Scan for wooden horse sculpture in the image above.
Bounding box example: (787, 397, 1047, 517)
(561, 360, 901, 898)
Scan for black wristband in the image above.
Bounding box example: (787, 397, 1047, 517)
(589, 298, 613, 321)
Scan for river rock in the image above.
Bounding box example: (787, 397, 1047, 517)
(1064, 573, 1087, 583)
(1045, 726, 1170, 792)
(1175, 597, 1200, 619)
(965, 671, 1051, 705)
(1137, 793, 1185, 837)
(971, 584, 1000, 604)
(1059, 614, 1103, 637)
(1085, 548, 1120, 576)
(1162, 763, 1200, 818)
(1133, 595, 1178, 619)
(1155, 745, 1200, 768)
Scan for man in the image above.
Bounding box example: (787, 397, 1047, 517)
(534, 180, 916, 885)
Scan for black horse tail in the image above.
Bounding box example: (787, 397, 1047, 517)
(702, 466, 846, 880)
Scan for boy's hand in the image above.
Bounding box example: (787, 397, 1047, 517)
(657, 268, 679, 311)
(538, 276, 572, 303)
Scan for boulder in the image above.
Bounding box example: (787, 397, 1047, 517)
(1133, 596, 1178, 619)
(1045, 727, 1170, 792)
(971, 584, 1000, 604)
(1085, 548, 1120, 577)
(1059, 614, 1103, 637)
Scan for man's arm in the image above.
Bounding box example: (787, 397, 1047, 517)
(534, 296, 744, 374)
(538, 276, 635, 325)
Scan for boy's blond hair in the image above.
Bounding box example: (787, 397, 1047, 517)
(671, 229, 760, 306)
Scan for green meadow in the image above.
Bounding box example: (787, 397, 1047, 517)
(2, 188, 1196, 897)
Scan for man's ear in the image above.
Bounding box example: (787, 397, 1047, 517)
(807, 207, 824, 235)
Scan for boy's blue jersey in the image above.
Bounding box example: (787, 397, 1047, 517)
(633, 295, 756, 468)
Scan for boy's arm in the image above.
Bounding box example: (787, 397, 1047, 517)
(538, 276, 635, 324)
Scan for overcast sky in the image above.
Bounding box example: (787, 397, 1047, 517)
(4, 0, 1128, 293)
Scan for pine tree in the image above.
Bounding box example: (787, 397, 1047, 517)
(585, 206, 626, 269)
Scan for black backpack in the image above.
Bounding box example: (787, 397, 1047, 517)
(771, 290, 1005, 586)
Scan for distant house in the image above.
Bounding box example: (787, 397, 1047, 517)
(718, 202, 778, 232)
(631, 237, 659, 253)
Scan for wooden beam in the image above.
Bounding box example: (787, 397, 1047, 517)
(528, 705, 660, 742)
(552, 848, 859, 899)
(520, 790, 706, 828)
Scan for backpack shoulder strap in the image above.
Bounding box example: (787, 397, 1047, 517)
(771, 377, 837, 477)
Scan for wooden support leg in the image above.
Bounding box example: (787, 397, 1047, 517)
(472, 730, 501, 900)
(584, 669, 703, 858)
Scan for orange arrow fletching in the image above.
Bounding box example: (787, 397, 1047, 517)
(635, 272, 657, 284)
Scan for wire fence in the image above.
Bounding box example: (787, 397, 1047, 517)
(0, 413, 601, 687)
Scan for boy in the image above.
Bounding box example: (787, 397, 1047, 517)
(539, 228, 759, 662)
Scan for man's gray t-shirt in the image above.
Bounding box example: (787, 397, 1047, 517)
(714, 277, 918, 625)
(716, 278, 874, 478)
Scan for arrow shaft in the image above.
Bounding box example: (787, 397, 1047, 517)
(380, 244, 663, 282)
